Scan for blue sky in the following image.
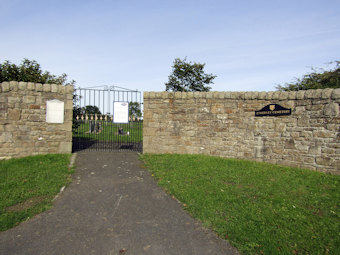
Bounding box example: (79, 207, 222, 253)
(1, 0, 339, 92)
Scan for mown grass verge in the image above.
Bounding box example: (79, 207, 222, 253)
(141, 154, 340, 255)
(0, 154, 73, 231)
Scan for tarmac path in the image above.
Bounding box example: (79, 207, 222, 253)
(0, 151, 238, 255)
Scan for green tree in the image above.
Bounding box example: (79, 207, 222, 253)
(129, 102, 142, 120)
(0, 58, 75, 85)
(276, 61, 340, 91)
(82, 105, 102, 115)
(165, 57, 216, 92)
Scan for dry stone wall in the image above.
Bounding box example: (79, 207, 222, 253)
(143, 89, 340, 174)
(0, 81, 73, 159)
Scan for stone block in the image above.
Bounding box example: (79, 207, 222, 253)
(35, 83, 43, 91)
(8, 109, 21, 121)
(251, 92, 259, 100)
(161, 92, 169, 99)
(316, 157, 331, 166)
(18, 81, 27, 90)
(321, 88, 332, 99)
(323, 102, 339, 116)
(43, 84, 51, 92)
(331, 88, 340, 99)
(305, 89, 314, 99)
(272, 91, 280, 100)
(181, 93, 188, 99)
(0, 132, 13, 142)
(24, 96, 36, 104)
(265, 91, 274, 100)
(287, 91, 297, 100)
(65, 100, 73, 110)
(285, 139, 295, 149)
(279, 91, 289, 100)
(10, 81, 18, 91)
(206, 92, 213, 98)
(51, 84, 59, 93)
(1, 82, 10, 92)
(296, 90, 305, 99)
(27, 82, 35, 90)
(224, 92, 232, 99)
(258, 92, 267, 99)
(65, 85, 74, 93)
(58, 85, 65, 93)
(244, 92, 252, 100)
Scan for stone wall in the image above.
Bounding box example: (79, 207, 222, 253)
(0, 81, 73, 159)
(143, 89, 340, 174)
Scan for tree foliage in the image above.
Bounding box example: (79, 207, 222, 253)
(0, 58, 75, 85)
(276, 61, 340, 91)
(129, 102, 142, 119)
(165, 58, 216, 92)
(82, 105, 102, 115)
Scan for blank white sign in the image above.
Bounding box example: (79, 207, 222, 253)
(113, 102, 129, 123)
(46, 99, 64, 123)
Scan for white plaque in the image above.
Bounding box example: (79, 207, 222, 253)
(46, 99, 64, 123)
(113, 102, 129, 123)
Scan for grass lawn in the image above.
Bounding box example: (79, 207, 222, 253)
(141, 154, 340, 255)
(0, 154, 73, 232)
(73, 121, 143, 142)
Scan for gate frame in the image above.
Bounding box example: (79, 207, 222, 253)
(72, 85, 143, 152)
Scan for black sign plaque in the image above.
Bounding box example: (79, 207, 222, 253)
(255, 104, 291, 117)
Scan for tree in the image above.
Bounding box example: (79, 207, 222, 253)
(129, 102, 142, 120)
(276, 61, 340, 91)
(0, 58, 75, 85)
(82, 105, 102, 115)
(165, 57, 216, 92)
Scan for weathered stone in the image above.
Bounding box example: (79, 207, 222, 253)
(0, 132, 13, 142)
(258, 92, 267, 99)
(24, 96, 35, 104)
(287, 91, 297, 100)
(18, 82, 27, 90)
(224, 92, 232, 99)
(323, 102, 339, 116)
(51, 84, 59, 93)
(65, 85, 74, 93)
(265, 92, 274, 100)
(305, 89, 315, 99)
(43, 84, 51, 92)
(296, 90, 305, 99)
(10, 81, 19, 91)
(8, 109, 21, 121)
(331, 88, 340, 99)
(272, 92, 280, 100)
(1, 82, 10, 92)
(29, 104, 40, 109)
(251, 92, 259, 100)
(35, 83, 43, 91)
(27, 82, 35, 90)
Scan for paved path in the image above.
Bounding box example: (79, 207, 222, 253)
(0, 152, 238, 255)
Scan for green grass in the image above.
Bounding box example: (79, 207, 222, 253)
(73, 121, 143, 142)
(141, 154, 340, 255)
(0, 154, 73, 231)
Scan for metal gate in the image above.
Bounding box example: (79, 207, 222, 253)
(72, 86, 143, 152)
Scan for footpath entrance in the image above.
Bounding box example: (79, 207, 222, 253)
(72, 86, 143, 152)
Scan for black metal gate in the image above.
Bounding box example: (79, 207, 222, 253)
(72, 86, 143, 152)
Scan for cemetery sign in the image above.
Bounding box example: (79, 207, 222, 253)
(255, 104, 291, 117)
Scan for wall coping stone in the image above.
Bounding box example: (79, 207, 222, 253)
(0, 81, 71, 93)
(143, 89, 336, 100)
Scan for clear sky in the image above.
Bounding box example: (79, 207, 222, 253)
(1, 0, 339, 92)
